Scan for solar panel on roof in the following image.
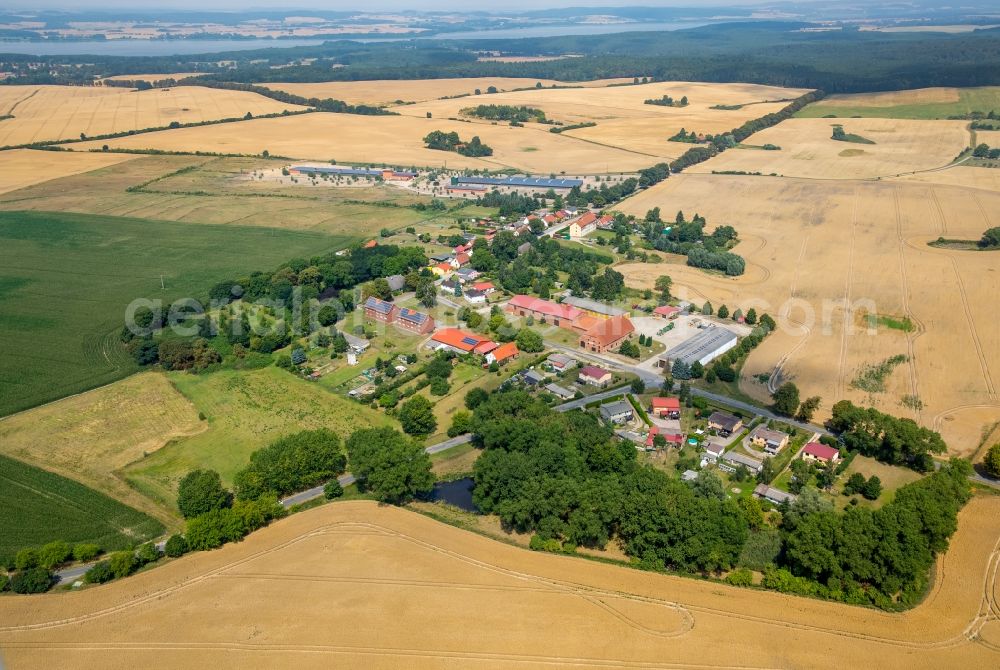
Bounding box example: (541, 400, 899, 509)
(461, 337, 479, 345)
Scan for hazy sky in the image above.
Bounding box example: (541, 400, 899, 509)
(11, 1, 770, 11)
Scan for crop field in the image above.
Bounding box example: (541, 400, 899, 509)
(0, 154, 441, 235)
(891, 165, 1000, 193)
(797, 86, 1000, 119)
(121, 367, 394, 513)
(262, 77, 635, 106)
(689, 118, 970, 179)
(1, 498, 999, 668)
(72, 111, 659, 173)
(615, 173, 1000, 454)
(0, 210, 351, 417)
(395, 80, 810, 158)
(0, 85, 307, 146)
(0, 453, 163, 560)
(0, 149, 137, 195)
(0, 372, 202, 524)
(100, 73, 206, 83)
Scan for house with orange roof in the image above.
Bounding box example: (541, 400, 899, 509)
(431, 328, 493, 354)
(472, 282, 495, 294)
(506, 295, 582, 328)
(363, 239, 378, 249)
(569, 211, 598, 239)
(485, 341, 519, 367)
(578, 314, 635, 354)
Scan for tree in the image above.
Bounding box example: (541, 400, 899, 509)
(73, 544, 100, 562)
(795, 396, 821, 422)
(465, 387, 489, 410)
(317, 304, 338, 326)
(705, 368, 717, 383)
(37, 540, 72, 570)
(136, 542, 161, 565)
(234, 428, 346, 500)
(324, 480, 344, 499)
(745, 308, 757, 325)
(177, 469, 232, 519)
(618, 340, 640, 359)
(862, 475, 882, 500)
(11, 567, 53, 593)
(772, 382, 800, 417)
(702, 301, 713, 316)
(291, 347, 307, 366)
(515, 328, 544, 353)
(690, 361, 704, 379)
(346, 428, 434, 503)
(844, 472, 867, 495)
(757, 457, 776, 484)
(980, 227, 1000, 249)
(717, 305, 729, 319)
(164, 534, 189, 558)
(429, 376, 451, 396)
(630, 377, 645, 394)
(984, 443, 1000, 478)
(398, 395, 437, 436)
(672, 358, 692, 380)
(415, 277, 437, 308)
(85, 561, 114, 584)
(108, 551, 136, 579)
(654, 275, 672, 301)
(448, 410, 473, 437)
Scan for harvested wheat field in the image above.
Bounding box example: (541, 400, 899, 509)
(0, 149, 136, 194)
(616, 174, 1000, 453)
(0, 372, 202, 524)
(395, 80, 810, 158)
(689, 118, 970, 179)
(891, 165, 1000, 193)
(1, 499, 999, 669)
(73, 111, 659, 173)
(262, 77, 634, 106)
(0, 85, 307, 146)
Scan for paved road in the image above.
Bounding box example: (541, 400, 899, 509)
(554, 386, 632, 412)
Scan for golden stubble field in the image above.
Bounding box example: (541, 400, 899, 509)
(0, 149, 136, 194)
(891, 165, 1000, 193)
(688, 118, 970, 179)
(0, 85, 307, 145)
(0, 372, 203, 524)
(616, 173, 1000, 455)
(1, 499, 999, 669)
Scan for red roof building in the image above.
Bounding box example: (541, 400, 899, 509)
(651, 396, 681, 418)
(472, 282, 495, 294)
(802, 442, 840, 464)
(431, 328, 491, 353)
(487, 341, 519, 366)
(579, 315, 635, 354)
(646, 426, 683, 449)
(363, 240, 378, 249)
(653, 305, 680, 319)
(455, 252, 471, 266)
(578, 365, 612, 386)
(506, 295, 582, 328)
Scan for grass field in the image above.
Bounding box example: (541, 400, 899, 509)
(0, 210, 352, 417)
(0, 372, 202, 524)
(0, 452, 164, 560)
(796, 86, 1000, 119)
(836, 455, 923, 509)
(1, 499, 999, 668)
(0, 84, 306, 146)
(690, 118, 969, 179)
(122, 367, 394, 513)
(615, 173, 1000, 453)
(0, 149, 137, 195)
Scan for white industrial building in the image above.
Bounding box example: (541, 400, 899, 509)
(657, 326, 738, 368)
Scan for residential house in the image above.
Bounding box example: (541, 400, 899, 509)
(578, 314, 635, 354)
(547, 352, 576, 371)
(544, 383, 575, 400)
(455, 267, 480, 283)
(650, 396, 681, 419)
(578, 365, 612, 387)
(703, 442, 725, 463)
(753, 484, 798, 506)
(569, 211, 598, 238)
(802, 442, 840, 465)
(720, 451, 763, 475)
(430, 263, 452, 277)
(342, 332, 370, 354)
(464, 288, 487, 305)
(395, 307, 435, 335)
(363, 296, 397, 324)
(748, 426, 790, 455)
(455, 252, 471, 267)
(645, 425, 683, 449)
(386, 274, 406, 293)
(707, 411, 743, 437)
(523, 369, 547, 386)
(440, 279, 459, 295)
(472, 281, 495, 294)
(431, 328, 492, 354)
(599, 400, 634, 425)
(486, 342, 519, 366)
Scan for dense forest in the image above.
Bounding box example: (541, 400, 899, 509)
(5, 23, 1000, 93)
(469, 389, 972, 609)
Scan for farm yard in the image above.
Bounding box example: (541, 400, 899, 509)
(689, 118, 970, 179)
(796, 85, 1000, 119)
(0, 210, 351, 417)
(0, 149, 137, 195)
(0, 85, 307, 146)
(615, 173, 1000, 454)
(0, 453, 164, 561)
(1, 499, 999, 669)
(0, 372, 202, 525)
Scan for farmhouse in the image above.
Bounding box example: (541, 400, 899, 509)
(720, 451, 763, 475)
(599, 400, 634, 425)
(657, 326, 738, 369)
(569, 211, 598, 239)
(754, 484, 798, 506)
(544, 383, 575, 400)
(802, 442, 840, 464)
(363, 296, 398, 323)
(653, 305, 680, 319)
(506, 295, 581, 328)
(650, 396, 681, 419)
(578, 365, 612, 387)
(431, 328, 493, 354)
(707, 411, 743, 436)
(578, 314, 635, 354)
(395, 307, 435, 335)
(748, 426, 790, 455)
(562, 296, 629, 319)
(485, 342, 519, 366)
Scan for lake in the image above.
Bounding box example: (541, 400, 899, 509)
(430, 477, 478, 513)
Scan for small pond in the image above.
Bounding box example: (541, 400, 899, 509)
(429, 477, 478, 513)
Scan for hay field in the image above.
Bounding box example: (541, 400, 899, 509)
(891, 165, 1000, 193)
(263, 77, 633, 106)
(0, 149, 136, 194)
(1, 498, 999, 669)
(0, 85, 306, 146)
(0, 372, 201, 524)
(797, 86, 1000, 119)
(616, 174, 1000, 454)
(72, 112, 659, 173)
(689, 118, 969, 179)
(396, 81, 810, 158)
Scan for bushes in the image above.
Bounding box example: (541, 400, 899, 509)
(178, 469, 233, 518)
(164, 534, 189, 558)
(185, 496, 285, 551)
(234, 428, 346, 500)
(85, 561, 115, 584)
(725, 568, 754, 587)
(346, 428, 434, 504)
(37, 540, 72, 570)
(827, 400, 946, 470)
(108, 551, 137, 579)
(73, 543, 100, 562)
(10, 567, 54, 594)
(324, 480, 344, 500)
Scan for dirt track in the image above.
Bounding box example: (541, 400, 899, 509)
(1, 498, 999, 669)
